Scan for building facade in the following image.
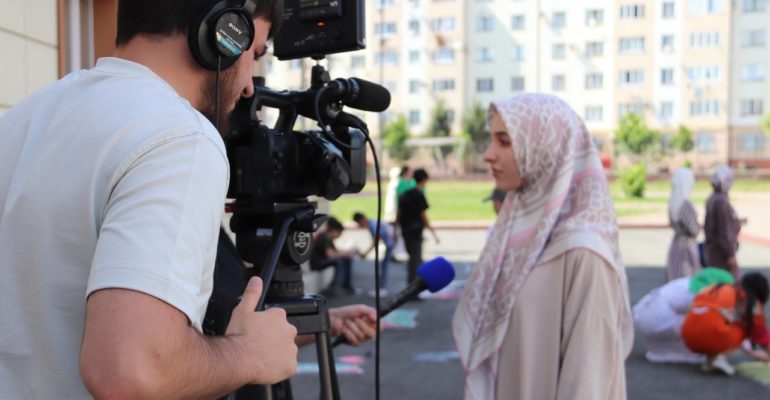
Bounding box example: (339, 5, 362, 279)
(3, 0, 770, 169)
(265, 0, 770, 170)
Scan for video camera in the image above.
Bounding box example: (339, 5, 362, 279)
(217, 2, 387, 398)
(223, 0, 389, 284)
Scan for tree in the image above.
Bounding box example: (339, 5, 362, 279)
(614, 113, 660, 198)
(427, 100, 452, 138)
(614, 113, 661, 163)
(672, 125, 694, 165)
(761, 112, 770, 137)
(427, 100, 454, 158)
(461, 102, 489, 154)
(383, 115, 411, 162)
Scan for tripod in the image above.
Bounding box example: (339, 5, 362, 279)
(229, 201, 341, 400)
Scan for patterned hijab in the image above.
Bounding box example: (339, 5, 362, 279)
(452, 94, 633, 399)
(711, 164, 734, 193)
(669, 168, 695, 223)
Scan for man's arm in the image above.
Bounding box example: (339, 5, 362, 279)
(421, 211, 439, 244)
(80, 277, 297, 399)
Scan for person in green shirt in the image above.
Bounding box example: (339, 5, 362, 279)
(396, 165, 416, 199)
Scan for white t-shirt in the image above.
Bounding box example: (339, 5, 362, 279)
(0, 57, 228, 399)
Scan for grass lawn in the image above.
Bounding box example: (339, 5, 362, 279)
(328, 179, 770, 222)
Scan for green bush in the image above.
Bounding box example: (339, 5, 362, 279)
(621, 163, 647, 198)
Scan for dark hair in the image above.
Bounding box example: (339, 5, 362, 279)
(116, 0, 284, 47)
(326, 217, 344, 232)
(400, 165, 410, 177)
(352, 212, 366, 223)
(740, 273, 769, 334)
(742, 273, 770, 304)
(413, 168, 429, 184)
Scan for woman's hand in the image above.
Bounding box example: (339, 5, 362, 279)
(329, 305, 378, 346)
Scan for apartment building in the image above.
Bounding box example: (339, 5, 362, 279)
(3, 0, 769, 169)
(264, 0, 770, 170)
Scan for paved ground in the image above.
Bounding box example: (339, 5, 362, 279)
(285, 228, 770, 400)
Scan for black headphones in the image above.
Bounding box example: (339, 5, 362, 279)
(189, 0, 258, 71)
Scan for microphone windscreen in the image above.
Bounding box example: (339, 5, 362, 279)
(416, 257, 455, 292)
(349, 78, 391, 112)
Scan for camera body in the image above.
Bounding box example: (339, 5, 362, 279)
(225, 90, 367, 210)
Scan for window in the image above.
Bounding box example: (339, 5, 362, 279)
(476, 16, 494, 32)
(620, 4, 646, 19)
(432, 79, 455, 91)
(409, 110, 421, 124)
(430, 17, 456, 32)
(619, 37, 645, 53)
(689, 0, 725, 15)
(551, 12, 566, 29)
(552, 74, 566, 90)
(409, 80, 421, 93)
(687, 65, 721, 83)
(739, 133, 765, 150)
(375, 51, 398, 65)
(511, 45, 525, 61)
(690, 31, 720, 48)
(409, 50, 421, 63)
(743, 0, 767, 13)
(552, 43, 566, 59)
(740, 99, 764, 116)
(585, 106, 603, 121)
(433, 47, 455, 63)
(511, 76, 525, 91)
(619, 103, 645, 116)
(374, 0, 396, 8)
(690, 100, 720, 116)
(659, 102, 674, 119)
(585, 73, 604, 89)
(289, 59, 302, 70)
(585, 41, 604, 57)
(476, 78, 494, 92)
(741, 30, 766, 47)
(350, 55, 365, 69)
(741, 64, 765, 81)
(661, 35, 674, 52)
(476, 47, 494, 62)
(511, 15, 525, 30)
(585, 9, 604, 26)
(661, 68, 674, 85)
(447, 109, 455, 123)
(409, 19, 420, 35)
(375, 22, 397, 37)
(695, 132, 715, 151)
(383, 80, 397, 93)
(662, 2, 675, 18)
(619, 69, 645, 85)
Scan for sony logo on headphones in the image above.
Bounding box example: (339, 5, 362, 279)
(229, 22, 243, 35)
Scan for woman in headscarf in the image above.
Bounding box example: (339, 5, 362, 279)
(666, 167, 701, 281)
(704, 165, 741, 279)
(452, 94, 633, 400)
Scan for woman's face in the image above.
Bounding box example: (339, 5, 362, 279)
(484, 110, 523, 191)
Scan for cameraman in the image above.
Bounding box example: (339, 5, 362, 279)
(0, 1, 342, 398)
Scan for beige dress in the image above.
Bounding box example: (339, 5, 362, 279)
(495, 248, 628, 400)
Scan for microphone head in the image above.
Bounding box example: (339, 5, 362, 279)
(416, 257, 455, 292)
(348, 78, 391, 112)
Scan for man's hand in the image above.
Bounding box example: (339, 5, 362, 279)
(226, 277, 299, 384)
(329, 305, 378, 346)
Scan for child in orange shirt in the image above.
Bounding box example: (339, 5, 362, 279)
(681, 273, 770, 375)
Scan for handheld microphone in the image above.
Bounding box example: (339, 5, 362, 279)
(325, 78, 391, 112)
(332, 257, 455, 347)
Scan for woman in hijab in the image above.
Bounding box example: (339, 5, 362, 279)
(453, 94, 633, 400)
(666, 168, 701, 281)
(704, 165, 741, 279)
